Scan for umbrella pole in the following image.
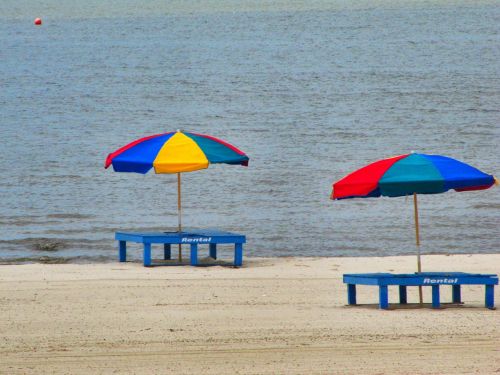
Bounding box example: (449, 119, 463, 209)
(414, 193, 423, 304)
(178, 173, 182, 262)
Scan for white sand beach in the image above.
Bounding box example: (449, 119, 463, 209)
(1, 254, 499, 374)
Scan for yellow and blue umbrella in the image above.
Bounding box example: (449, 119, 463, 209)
(105, 130, 249, 173)
(105, 130, 249, 260)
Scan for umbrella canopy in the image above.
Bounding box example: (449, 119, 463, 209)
(332, 153, 495, 199)
(331, 153, 496, 304)
(105, 130, 249, 174)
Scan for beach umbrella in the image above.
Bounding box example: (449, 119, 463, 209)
(331, 152, 496, 303)
(105, 130, 249, 260)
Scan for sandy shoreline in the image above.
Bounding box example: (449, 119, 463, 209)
(1, 255, 499, 374)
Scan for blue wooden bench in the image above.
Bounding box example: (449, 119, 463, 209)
(115, 229, 245, 267)
(343, 272, 498, 310)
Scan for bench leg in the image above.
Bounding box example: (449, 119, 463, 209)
(209, 244, 217, 259)
(190, 244, 198, 266)
(143, 243, 151, 267)
(432, 285, 440, 308)
(379, 285, 389, 309)
(452, 285, 461, 304)
(164, 244, 171, 260)
(234, 243, 243, 267)
(119, 241, 126, 262)
(348, 284, 356, 305)
(485, 285, 495, 309)
(399, 285, 407, 304)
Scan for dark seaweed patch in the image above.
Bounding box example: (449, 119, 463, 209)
(32, 239, 65, 251)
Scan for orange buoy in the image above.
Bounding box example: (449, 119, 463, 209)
(34, 18, 42, 25)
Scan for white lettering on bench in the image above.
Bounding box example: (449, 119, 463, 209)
(181, 237, 212, 243)
(423, 278, 458, 284)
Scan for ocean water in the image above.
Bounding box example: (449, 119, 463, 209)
(0, 1, 499, 263)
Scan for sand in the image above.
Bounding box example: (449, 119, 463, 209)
(1, 254, 499, 374)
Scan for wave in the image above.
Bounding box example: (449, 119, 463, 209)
(0, 237, 106, 251)
(0, 255, 113, 265)
(46, 213, 94, 219)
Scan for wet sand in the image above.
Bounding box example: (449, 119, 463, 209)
(1, 254, 499, 374)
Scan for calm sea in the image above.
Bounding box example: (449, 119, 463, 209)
(0, 1, 499, 263)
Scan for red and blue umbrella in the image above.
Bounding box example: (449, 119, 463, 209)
(331, 153, 497, 303)
(332, 153, 495, 200)
(105, 130, 249, 260)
